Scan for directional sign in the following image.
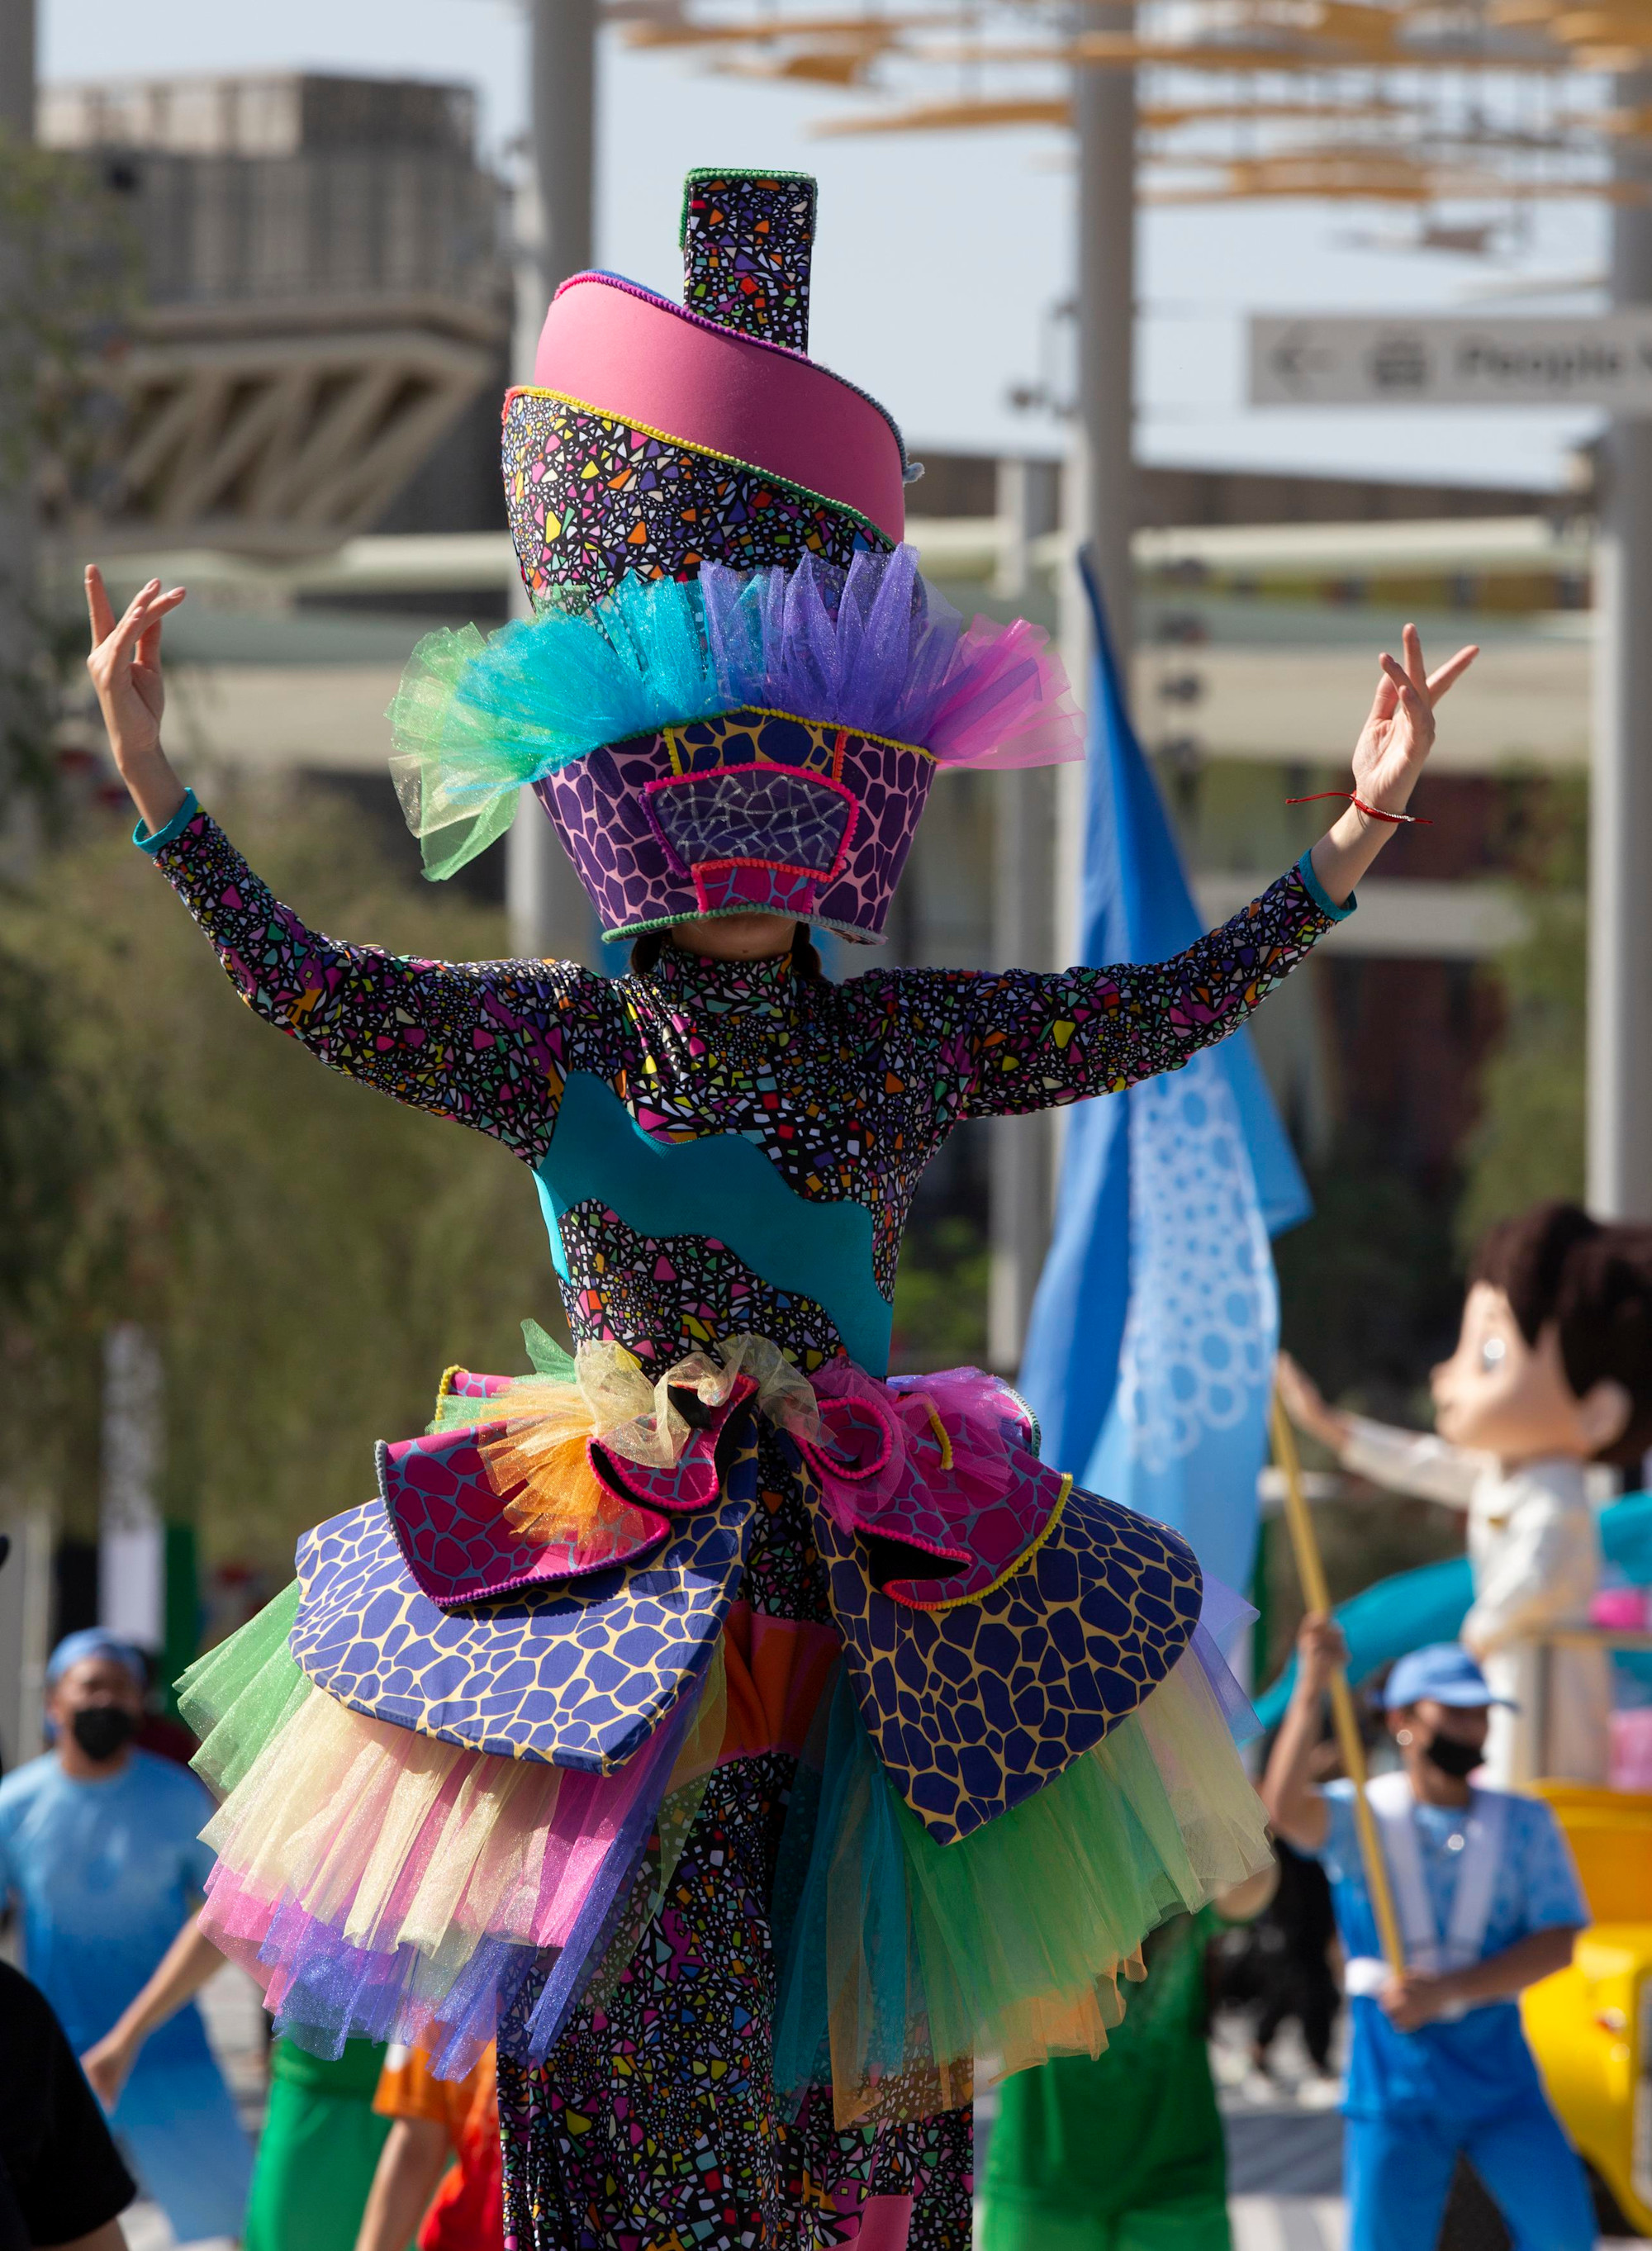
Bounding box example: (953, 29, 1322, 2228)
(1251, 312, 1652, 411)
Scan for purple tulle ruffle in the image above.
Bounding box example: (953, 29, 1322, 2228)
(701, 544, 1081, 770)
(1191, 1571, 1263, 1744)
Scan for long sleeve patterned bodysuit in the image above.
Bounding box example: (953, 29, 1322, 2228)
(143, 799, 1344, 2251)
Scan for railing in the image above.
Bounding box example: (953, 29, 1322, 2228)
(1523, 1627, 1652, 1781)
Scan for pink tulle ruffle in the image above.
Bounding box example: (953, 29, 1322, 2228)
(200, 1653, 726, 2073)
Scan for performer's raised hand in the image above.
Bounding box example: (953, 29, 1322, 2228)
(84, 563, 188, 838)
(1353, 621, 1478, 818)
(1308, 622, 1478, 909)
(1294, 1610, 1348, 1699)
(1259, 1609, 1349, 1851)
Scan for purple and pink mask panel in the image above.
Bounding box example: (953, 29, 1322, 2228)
(390, 544, 1082, 943)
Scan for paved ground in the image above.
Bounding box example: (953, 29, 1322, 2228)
(120, 1993, 1645, 2246)
(1229, 2196, 1349, 2250)
(119, 1962, 263, 2250)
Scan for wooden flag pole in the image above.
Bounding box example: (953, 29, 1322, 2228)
(1270, 1389, 1408, 1975)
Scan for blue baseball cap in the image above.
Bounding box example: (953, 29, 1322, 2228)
(1384, 1643, 1516, 1712)
(45, 1628, 147, 1692)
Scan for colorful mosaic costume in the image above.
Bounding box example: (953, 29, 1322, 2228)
(146, 173, 1352, 2251)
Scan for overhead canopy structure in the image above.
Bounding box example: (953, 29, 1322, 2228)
(105, 301, 501, 556)
(622, 0, 1652, 207)
(41, 73, 510, 558)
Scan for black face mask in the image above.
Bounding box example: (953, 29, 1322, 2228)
(1423, 1730, 1483, 1781)
(71, 1705, 136, 1764)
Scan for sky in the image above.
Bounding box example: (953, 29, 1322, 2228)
(41, 0, 1610, 491)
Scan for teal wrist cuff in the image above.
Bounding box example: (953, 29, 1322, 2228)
(1296, 848, 1355, 924)
(134, 790, 198, 856)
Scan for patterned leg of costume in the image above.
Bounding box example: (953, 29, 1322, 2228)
(498, 1758, 972, 2251)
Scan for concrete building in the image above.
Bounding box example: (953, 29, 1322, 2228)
(41, 73, 511, 554)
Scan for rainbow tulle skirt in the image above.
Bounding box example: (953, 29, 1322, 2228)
(182, 1581, 1268, 2122)
(178, 1341, 1270, 2119)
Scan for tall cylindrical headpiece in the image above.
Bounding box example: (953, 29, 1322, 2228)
(506, 171, 908, 611)
(390, 170, 1080, 943)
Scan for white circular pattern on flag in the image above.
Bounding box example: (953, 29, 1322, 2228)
(1113, 1051, 1277, 1473)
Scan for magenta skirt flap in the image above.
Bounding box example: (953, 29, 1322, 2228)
(799, 1363, 1060, 1607)
(794, 1365, 1206, 1846)
(381, 1428, 671, 1607)
(384, 1363, 762, 1611)
(292, 1418, 762, 1771)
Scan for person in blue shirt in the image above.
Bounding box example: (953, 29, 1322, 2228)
(0, 1630, 254, 2246)
(1263, 1627, 1594, 2251)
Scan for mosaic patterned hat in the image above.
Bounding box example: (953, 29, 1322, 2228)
(507, 169, 906, 612)
(388, 169, 1083, 945)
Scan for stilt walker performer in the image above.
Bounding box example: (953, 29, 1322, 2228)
(83, 171, 1475, 2250)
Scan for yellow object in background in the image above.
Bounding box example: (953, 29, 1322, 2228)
(1523, 1783, 1652, 2236)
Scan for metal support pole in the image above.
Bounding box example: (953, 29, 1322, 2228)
(0, 0, 48, 1766)
(0, 0, 37, 802)
(1071, 31, 1137, 672)
(995, 29, 1137, 1371)
(990, 762, 1056, 1370)
(0, 1508, 51, 1768)
(507, 0, 600, 965)
(992, 454, 1060, 602)
(1589, 84, 1652, 1218)
(990, 454, 1062, 1367)
(100, 1325, 166, 1650)
(1056, 27, 1136, 976)
(0, 0, 32, 135)
(530, 0, 596, 312)
(1027, 18, 1137, 1294)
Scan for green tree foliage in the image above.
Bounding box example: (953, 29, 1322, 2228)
(1275, 1132, 1464, 1422)
(2, 785, 562, 1565)
(1275, 773, 1589, 1422)
(890, 1212, 990, 1374)
(1260, 774, 1592, 1684)
(0, 939, 119, 1442)
(0, 131, 133, 494)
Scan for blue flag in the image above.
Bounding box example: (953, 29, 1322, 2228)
(1017, 553, 1311, 1598)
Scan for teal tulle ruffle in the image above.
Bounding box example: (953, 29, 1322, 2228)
(772, 1648, 1273, 2129)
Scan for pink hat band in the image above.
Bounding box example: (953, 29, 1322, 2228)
(501, 173, 911, 615)
(533, 273, 906, 546)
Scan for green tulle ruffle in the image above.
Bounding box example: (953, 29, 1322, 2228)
(773, 1646, 1272, 2128)
(178, 1580, 311, 1798)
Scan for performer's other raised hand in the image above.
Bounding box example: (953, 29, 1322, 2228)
(1308, 622, 1478, 909)
(84, 563, 188, 838)
(1355, 620, 1477, 817)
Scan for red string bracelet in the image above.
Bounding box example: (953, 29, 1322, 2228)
(1284, 790, 1431, 827)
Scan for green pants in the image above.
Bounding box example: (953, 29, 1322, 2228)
(244, 2052, 394, 2251)
(979, 1915, 1233, 2251)
(979, 2192, 1232, 2251)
